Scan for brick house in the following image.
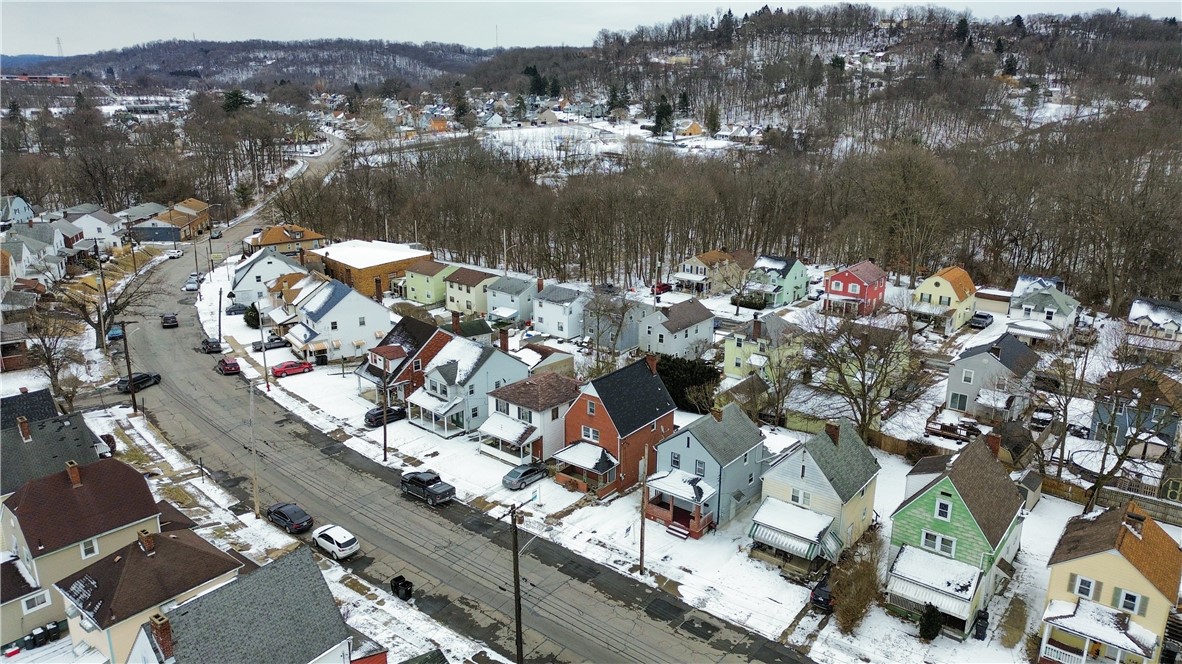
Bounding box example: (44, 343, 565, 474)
(309, 240, 433, 300)
(823, 260, 887, 316)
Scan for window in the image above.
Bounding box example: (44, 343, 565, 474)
(1045, 308, 1056, 321)
(412, 359, 422, 371)
(1023, 305, 1033, 318)
(551, 407, 560, 421)
(938, 296, 951, 306)
(743, 452, 749, 464)
(496, 399, 509, 415)
(921, 530, 955, 556)
(581, 426, 600, 442)
(81, 538, 98, 559)
(494, 380, 502, 389)
(791, 487, 810, 506)
(920, 293, 932, 303)
(658, 334, 665, 344)
(558, 322, 564, 332)
(358, 316, 366, 326)
(471, 407, 479, 419)
(429, 380, 440, 393)
(734, 357, 742, 368)
(468, 384, 475, 395)
(862, 507, 868, 522)
(962, 369, 974, 385)
(748, 473, 754, 485)
(950, 392, 968, 411)
(694, 460, 706, 477)
(517, 407, 533, 423)
(255, 275, 262, 282)
(671, 452, 681, 469)
(832, 281, 844, 292)
(587, 401, 596, 416)
(650, 421, 656, 431)
(1073, 575, 1095, 599)
(465, 300, 473, 311)
(330, 321, 338, 330)
(848, 283, 860, 295)
(735, 339, 743, 349)
(537, 316, 544, 323)
(935, 499, 952, 521)
(1119, 590, 1141, 613)
(21, 591, 49, 615)
(1152, 406, 1166, 421)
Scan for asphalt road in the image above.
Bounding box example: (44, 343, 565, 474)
(85, 156, 812, 664)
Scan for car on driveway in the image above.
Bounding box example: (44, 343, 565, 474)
(225, 302, 249, 315)
(502, 463, 547, 491)
(651, 282, 673, 295)
(364, 405, 406, 428)
(810, 573, 835, 612)
(117, 372, 161, 393)
(160, 313, 178, 329)
(271, 360, 313, 377)
(215, 358, 241, 375)
(969, 312, 994, 329)
(106, 324, 125, 342)
(312, 524, 359, 560)
(189, 271, 205, 283)
(200, 338, 224, 354)
(252, 335, 292, 352)
(165, 249, 184, 259)
(265, 502, 313, 534)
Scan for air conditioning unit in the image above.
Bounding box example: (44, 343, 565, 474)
(64, 604, 79, 618)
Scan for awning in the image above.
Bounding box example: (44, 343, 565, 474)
(268, 308, 296, 326)
(490, 306, 518, 319)
(352, 339, 366, 348)
(1042, 599, 1156, 656)
(748, 354, 768, 367)
(887, 574, 976, 620)
(887, 546, 980, 620)
(750, 524, 814, 559)
(671, 272, 707, 283)
(553, 442, 617, 473)
(752, 497, 833, 542)
(332, 339, 342, 349)
(647, 470, 716, 504)
(308, 341, 329, 352)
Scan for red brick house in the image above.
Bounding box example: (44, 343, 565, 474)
(824, 259, 888, 316)
(355, 316, 454, 404)
(557, 356, 676, 498)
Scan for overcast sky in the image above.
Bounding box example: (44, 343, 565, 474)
(2, 1, 1177, 57)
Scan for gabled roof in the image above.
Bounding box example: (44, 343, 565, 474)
(1014, 286, 1080, 314)
(838, 260, 887, 284)
(738, 312, 798, 344)
(788, 419, 879, 503)
(1013, 274, 1064, 300)
(669, 403, 763, 465)
(892, 437, 1024, 548)
(163, 547, 349, 664)
(63, 203, 102, 216)
(929, 266, 977, 300)
(537, 284, 583, 305)
(424, 337, 497, 385)
(49, 218, 83, 237)
(488, 372, 583, 411)
(0, 387, 59, 429)
(1098, 365, 1182, 413)
(1049, 502, 1182, 599)
(957, 332, 1039, 378)
(116, 202, 167, 222)
(588, 358, 676, 437)
(56, 529, 241, 630)
(232, 248, 306, 289)
(752, 255, 799, 278)
(295, 279, 352, 323)
(1, 412, 105, 496)
(489, 275, 534, 295)
(657, 298, 713, 334)
(406, 259, 452, 277)
(358, 316, 440, 382)
(253, 224, 324, 246)
(1127, 298, 1182, 329)
(9, 223, 57, 246)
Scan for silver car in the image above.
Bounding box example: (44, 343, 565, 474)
(502, 463, 547, 491)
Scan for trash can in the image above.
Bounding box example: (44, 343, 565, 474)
(22, 634, 35, 651)
(390, 575, 413, 601)
(316, 354, 328, 366)
(390, 575, 405, 594)
(973, 609, 988, 640)
(31, 628, 45, 648)
(43, 621, 60, 641)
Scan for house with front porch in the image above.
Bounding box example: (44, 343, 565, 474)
(533, 285, 588, 339)
(945, 332, 1039, 423)
(406, 337, 528, 437)
(1125, 298, 1182, 367)
(1037, 502, 1182, 664)
(670, 248, 755, 295)
(555, 356, 676, 498)
(479, 372, 583, 464)
(242, 223, 325, 257)
(912, 266, 978, 335)
(750, 420, 879, 577)
(645, 403, 766, 540)
(443, 267, 498, 316)
(746, 255, 809, 308)
(1091, 365, 1182, 459)
(1008, 275, 1081, 345)
(487, 276, 540, 324)
(282, 278, 391, 362)
(0, 196, 35, 227)
(71, 210, 127, 250)
(354, 317, 452, 405)
(886, 437, 1025, 639)
(229, 248, 308, 308)
(722, 313, 802, 380)
(823, 260, 887, 316)
(404, 259, 458, 306)
(637, 298, 714, 359)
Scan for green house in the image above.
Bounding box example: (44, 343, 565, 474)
(746, 255, 809, 307)
(404, 259, 458, 306)
(886, 437, 1024, 639)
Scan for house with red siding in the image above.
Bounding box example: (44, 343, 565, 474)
(823, 260, 888, 316)
(556, 356, 676, 498)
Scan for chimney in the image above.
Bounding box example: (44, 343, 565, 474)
(66, 460, 81, 487)
(499, 326, 509, 352)
(298, 247, 305, 266)
(824, 422, 840, 444)
(149, 614, 173, 659)
(537, 277, 544, 294)
(752, 312, 761, 340)
(645, 354, 658, 375)
(452, 311, 462, 334)
(711, 408, 723, 422)
(19, 386, 28, 393)
(990, 343, 1002, 359)
(138, 529, 156, 556)
(985, 432, 1002, 458)
(17, 416, 31, 443)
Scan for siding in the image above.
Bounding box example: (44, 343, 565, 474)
(763, 447, 843, 518)
(890, 477, 992, 569)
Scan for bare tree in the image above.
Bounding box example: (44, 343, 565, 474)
(25, 309, 87, 413)
(584, 293, 644, 367)
(56, 265, 168, 348)
(1032, 329, 1104, 478)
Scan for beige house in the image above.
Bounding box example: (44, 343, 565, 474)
(911, 266, 978, 334)
(671, 248, 756, 295)
(0, 459, 160, 646)
(1039, 502, 1182, 664)
(444, 267, 498, 315)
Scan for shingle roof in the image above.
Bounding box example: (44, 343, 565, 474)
(752, 255, 798, 278)
(50, 218, 83, 237)
(444, 266, 496, 287)
(55, 529, 242, 629)
(841, 260, 887, 284)
(671, 403, 763, 465)
(156, 500, 197, 532)
(1014, 286, 1080, 314)
(489, 372, 583, 411)
(164, 547, 349, 664)
(1, 412, 105, 496)
(489, 275, 534, 295)
(798, 419, 880, 502)
(589, 358, 675, 438)
(658, 298, 714, 333)
(537, 284, 583, 304)
(298, 280, 351, 323)
(406, 259, 452, 277)
(1098, 365, 1182, 413)
(4, 458, 158, 556)
(0, 557, 36, 603)
(117, 202, 167, 222)
(740, 312, 798, 344)
(254, 224, 324, 247)
(232, 248, 305, 289)
(930, 266, 977, 301)
(957, 332, 1039, 378)
(0, 388, 59, 429)
(1049, 502, 1182, 600)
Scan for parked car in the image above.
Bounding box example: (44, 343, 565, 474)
(106, 324, 125, 342)
(225, 302, 249, 315)
(160, 313, 179, 329)
(210, 229, 223, 239)
(969, 312, 994, 329)
(251, 227, 263, 234)
(400, 471, 456, 506)
(182, 279, 199, 292)
(189, 272, 205, 283)
(807, 288, 824, 301)
(272, 360, 313, 377)
(165, 249, 184, 259)
(200, 338, 224, 354)
(117, 372, 161, 393)
(592, 283, 619, 295)
(651, 282, 673, 295)
(265, 502, 313, 534)
(252, 335, 292, 352)
(364, 405, 407, 428)
(810, 573, 835, 613)
(215, 358, 241, 375)
(502, 463, 547, 491)
(312, 524, 359, 560)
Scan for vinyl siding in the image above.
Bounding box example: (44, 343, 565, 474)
(890, 477, 992, 569)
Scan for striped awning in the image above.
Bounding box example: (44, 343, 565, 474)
(750, 524, 814, 559)
(886, 574, 977, 620)
(308, 341, 328, 352)
(352, 339, 366, 348)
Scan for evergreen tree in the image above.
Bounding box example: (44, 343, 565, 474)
(807, 54, 825, 90)
(1, 98, 25, 153)
(961, 36, 975, 60)
(932, 51, 945, 73)
(74, 91, 91, 110)
(995, 38, 1006, 54)
(954, 17, 970, 43)
(919, 603, 942, 640)
(1012, 14, 1027, 37)
(1003, 54, 1019, 76)
(704, 102, 721, 135)
(244, 304, 260, 329)
(222, 89, 253, 113)
(717, 10, 737, 46)
(608, 85, 622, 110)
(514, 95, 527, 120)
(677, 90, 690, 116)
(549, 77, 560, 98)
(654, 95, 674, 134)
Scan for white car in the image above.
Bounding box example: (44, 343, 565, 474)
(165, 249, 184, 259)
(312, 524, 359, 560)
(181, 280, 199, 292)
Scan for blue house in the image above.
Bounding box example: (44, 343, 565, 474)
(1091, 366, 1182, 459)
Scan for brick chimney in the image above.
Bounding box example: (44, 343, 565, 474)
(645, 354, 658, 375)
(824, 422, 840, 444)
(985, 432, 1002, 458)
(499, 326, 509, 352)
(18, 386, 28, 394)
(149, 614, 173, 659)
(298, 247, 305, 266)
(711, 408, 723, 422)
(138, 529, 156, 556)
(66, 460, 81, 487)
(452, 311, 462, 334)
(16, 416, 31, 443)
(752, 312, 761, 340)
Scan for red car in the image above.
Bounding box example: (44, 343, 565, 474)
(215, 358, 241, 375)
(651, 282, 673, 294)
(271, 360, 313, 377)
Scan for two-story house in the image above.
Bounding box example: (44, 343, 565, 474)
(912, 266, 978, 335)
(283, 278, 392, 362)
(645, 403, 766, 539)
(310, 240, 433, 300)
(479, 371, 583, 464)
(406, 337, 528, 437)
(354, 317, 453, 404)
(1037, 502, 1182, 664)
(54, 529, 243, 664)
(823, 260, 887, 316)
(945, 333, 1040, 422)
(443, 267, 499, 316)
(1008, 275, 1081, 346)
(487, 276, 540, 324)
(242, 223, 325, 257)
(1125, 298, 1182, 367)
(723, 313, 801, 380)
(638, 298, 714, 359)
(584, 295, 655, 356)
(746, 255, 809, 308)
(1091, 366, 1182, 459)
(556, 356, 676, 498)
(404, 259, 458, 306)
(670, 248, 755, 295)
(750, 420, 879, 577)
(71, 210, 126, 251)
(0, 459, 159, 646)
(533, 285, 588, 339)
(0, 196, 35, 227)
(229, 248, 308, 308)
(886, 437, 1025, 639)
(2, 407, 108, 499)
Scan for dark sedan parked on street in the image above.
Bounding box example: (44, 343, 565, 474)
(265, 502, 313, 534)
(364, 406, 407, 428)
(117, 372, 161, 393)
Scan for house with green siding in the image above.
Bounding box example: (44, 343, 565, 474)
(886, 436, 1025, 639)
(404, 259, 458, 306)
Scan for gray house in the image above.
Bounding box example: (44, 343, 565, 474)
(645, 403, 766, 539)
(638, 298, 714, 359)
(229, 248, 307, 307)
(533, 284, 588, 339)
(487, 276, 539, 324)
(2, 408, 109, 498)
(584, 295, 655, 355)
(946, 333, 1039, 422)
(1091, 366, 1182, 459)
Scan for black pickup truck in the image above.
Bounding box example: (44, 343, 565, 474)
(400, 471, 455, 506)
(252, 335, 292, 352)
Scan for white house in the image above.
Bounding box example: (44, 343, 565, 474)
(1007, 275, 1081, 345)
(487, 276, 540, 324)
(229, 248, 308, 307)
(282, 279, 391, 362)
(406, 337, 529, 437)
(71, 210, 126, 251)
(533, 284, 588, 339)
(638, 298, 714, 359)
(0, 233, 64, 284)
(478, 371, 583, 464)
(0, 196, 35, 227)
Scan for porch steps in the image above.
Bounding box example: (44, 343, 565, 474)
(666, 522, 691, 540)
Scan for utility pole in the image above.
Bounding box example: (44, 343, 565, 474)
(639, 445, 648, 576)
(259, 319, 271, 391)
(501, 494, 536, 664)
(217, 289, 223, 341)
(250, 380, 260, 516)
(118, 320, 139, 414)
(381, 373, 390, 463)
(94, 243, 111, 349)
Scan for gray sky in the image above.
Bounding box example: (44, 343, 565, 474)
(2, 1, 1177, 57)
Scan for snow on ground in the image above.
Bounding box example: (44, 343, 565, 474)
(880, 377, 948, 442)
(0, 368, 50, 397)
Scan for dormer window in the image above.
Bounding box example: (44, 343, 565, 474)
(1044, 308, 1056, 321)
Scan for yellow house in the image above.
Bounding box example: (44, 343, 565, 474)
(912, 265, 978, 334)
(1039, 502, 1182, 664)
(723, 313, 802, 380)
(674, 119, 704, 136)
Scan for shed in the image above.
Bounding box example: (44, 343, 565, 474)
(1016, 468, 1042, 510)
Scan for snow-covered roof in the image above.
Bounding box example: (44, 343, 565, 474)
(752, 255, 797, 277)
(1128, 298, 1182, 329)
(552, 442, 618, 473)
(886, 545, 981, 620)
(477, 412, 538, 447)
(423, 337, 492, 386)
(1041, 598, 1156, 656)
(1012, 274, 1063, 300)
(296, 280, 351, 323)
(975, 388, 1012, 410)
(752, 496, 832, 543)
(647, 470, 716, 504)
(309, 240, 430, 269)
